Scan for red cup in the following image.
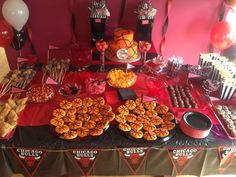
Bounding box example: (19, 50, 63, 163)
(145, 76, 163, 96)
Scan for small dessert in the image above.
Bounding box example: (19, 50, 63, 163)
(103, 112, 115, 122)
(93, 97, 105, 107)
(161, 122, 175, 130)
(90, 128, 103, 136)
(125, 114, 137, 122)
(90, 114, 103, 122)
(107, 68, 137, 88)
(68, 120, 82, 130)
(96, 121, 109, 129)
(87, 106, 100, 115)
(144, 101, 156, 110)
(129, 130, 143, 139)
(162, 112, 175, 122)
(52, 109, 66, 118)
(119, 123, 131, 132)
(143, 131, 157, 141)
(71, 98, 83, 108)
(63, 116, 76, 123)
(117, 105, 129, 115)
(135, 97, 142, 107)
(145, 109, 158, 118)
(130, 122, 143, 131)
(125, 100, 136, 110)
(83, 97, 93, 107)
(133, 107, 145, 115)
(59, 100, 72, 110)
(84, 120, 96, 129)
(50, 118, 64, 127)
(143, 123, 156, 132)
(77, 127, 90, 138)
(77, 106, 88, 114)
(62, 130, 78, 140)
(156, 105, 169, 114)
(66, 108, 77, 116)
(115, 114, 126, 123)
(149, 116, 163, 126)
(100, 105, 112, 114)
(55, 125, 70, 134)
(77, 114, 90, 122)
(154, 128, 169, 138)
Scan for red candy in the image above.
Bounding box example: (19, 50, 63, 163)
(85, 78, 106, 95)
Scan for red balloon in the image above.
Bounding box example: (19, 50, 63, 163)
(210, 21, 235, 51)
(225, 0, 236, 6)
(0, 20, 13, 47)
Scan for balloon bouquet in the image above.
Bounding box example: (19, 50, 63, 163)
(1, 0, 29, 53)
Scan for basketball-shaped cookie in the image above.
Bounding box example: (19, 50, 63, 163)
(102, 112, 115, 122)
(156, 104, 169, 114)
(83, 97, 93, 107)
(77, 127, 90, 138)
(100, 105, 112, 114)
(130, 122, 143, 131)
(143, 131, 157, 141)
(77, 106, 88, 114)
(133, 106, 145, 115)
(63, 115, 76, 123)
(90, 128, 103, 136)
(87, 106, 100, 115)
(93, 97, 105, 107)
(162, 112, 175, 122)
(125, 100, 136, 110)
(62, 130, 78, 140)
(117, 105, 129, 115)
(50, 118, 64, 127)
(68, 120, 82, 130)
(96, 121, 109, 129)
(136, 114, 150, 123)
(149, 116, 163, 126)
(59, 100, 72, 110)
(118, 123, 131, 132)
(84, 120, 96, 129)
(77, 114, 90, 122)
(125, 114, 137, 123)
(143, 123, 156, 132)
(144, 101, 156, 110)
(71, 98, 83, 108)
(90, 113, 103, 122)
(66, 108, 77, 116)
(115, 114, 126, 123)
(55, 125, 70, 134)
(154, 128, 169, 138)
(161, 121, 175, 130)
(52, 109, 66, 118)
(145, 109, 158, 118)
(135, 97, 142, 107)
(129, 130, 143, 139)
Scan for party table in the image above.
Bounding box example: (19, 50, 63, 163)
(0, 56, 236, 177)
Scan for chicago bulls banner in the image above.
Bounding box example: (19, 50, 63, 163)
(167, 147, 202, 175)
(117, 147, 150, 175)
(11, 148, 47, 177)
(66, 149, 101, 177)
(218, 146, 236, 173)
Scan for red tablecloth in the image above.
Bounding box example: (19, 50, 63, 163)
(16, 71, 225, 126)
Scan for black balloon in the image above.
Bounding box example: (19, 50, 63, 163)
(11, 27, 27, 50)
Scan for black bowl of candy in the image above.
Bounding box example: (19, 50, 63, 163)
(58, 83, 82, 98)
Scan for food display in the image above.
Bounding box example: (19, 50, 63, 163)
(0, 68, 36, 98)
(214, 105, 236, 138)
(167, 85, 198, 108)
(42, 58, 70, 84)
(0, 97, 28, 138)
(58, 83, 81, 98)
(142, 56, 165, 76)
(106, 28, 139, 62)
(85, 78, 106, 95)
(50, 97, 115, 140)
(27, 85, 54, 103)
(107, 68, 137, 88)
(115, 97, 176, 141)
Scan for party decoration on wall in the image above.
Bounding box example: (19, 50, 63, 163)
(88, 0, 110, 44)
(210, 21, 235, 51)
(11, 28, 27, 51)
(160, 0, 173, 55)
(0, 20, 13, 47)
(225, 0, 236, 6)
(134, 1, 157, 42)
(2, 0, 29, 32)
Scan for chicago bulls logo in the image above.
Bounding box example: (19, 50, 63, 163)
(12, 148, 47, 177)
(118, 147, 149, 175)
(218, 146, 236, 173)
(67, 149, 101, 176)
(168, 148, 201, 175)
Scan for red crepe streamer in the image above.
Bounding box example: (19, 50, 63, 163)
(160, 0, 173, 55)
